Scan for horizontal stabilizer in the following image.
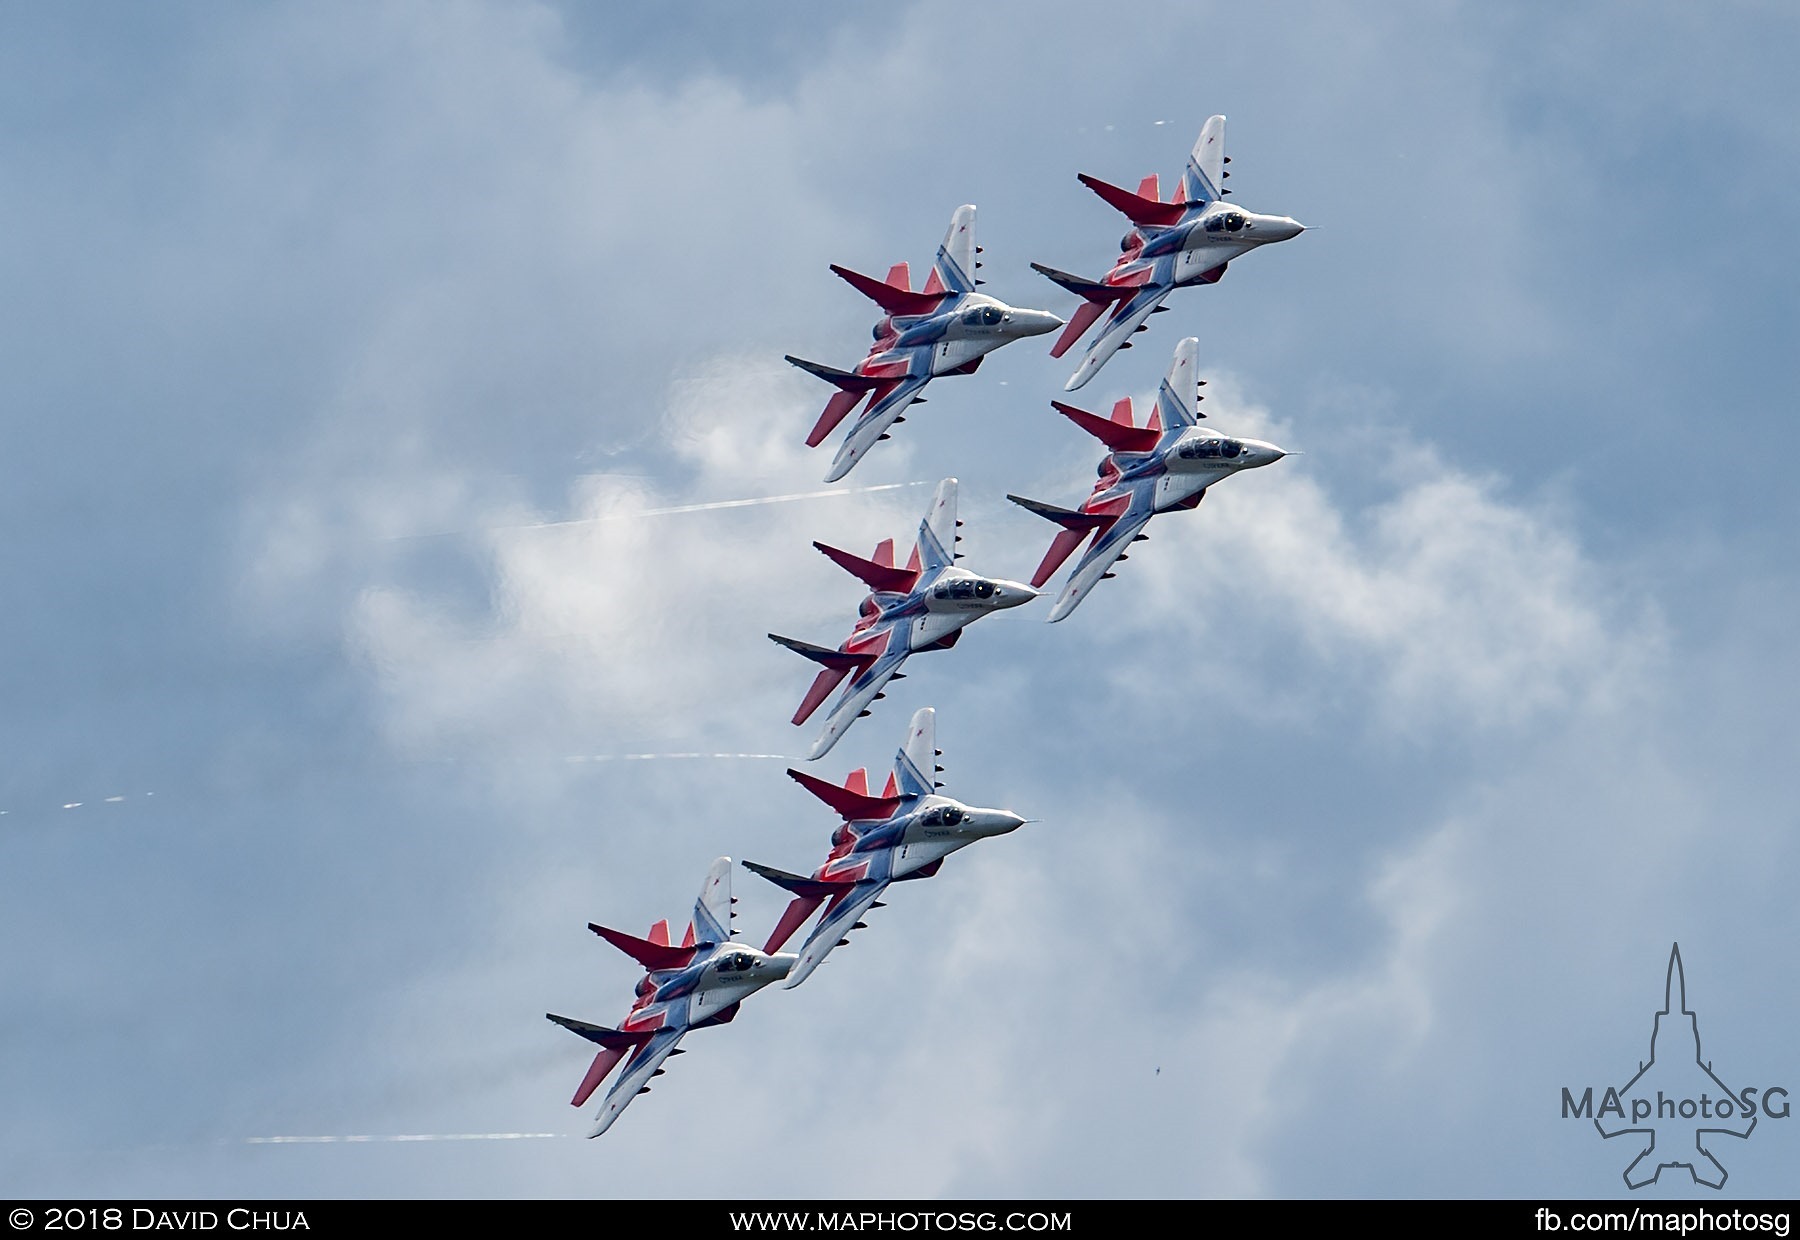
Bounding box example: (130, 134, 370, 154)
(758, 889, 827, 954)
(830, 264, 946, 317)
(570, 1045, 627, 1108)
(742, 860, 851, 901)
(813, 542, 919, 594)
(1050, 299, 1108, 359)
(546, 1013, 646, 1051)
(1076, 173, 1190, 227)
(786, 354, 885, 393)
(1031, 262, 1122, 304)
(1007, 494, 1113, 531)
(588, 924, 698, 973)
(769, 633, 869, 671)
(788, 767, 902, 821)
(1049, 401, 1161, 453)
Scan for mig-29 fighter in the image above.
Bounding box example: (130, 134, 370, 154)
(769, 478, 1036, 761)
(547, 858, 797, 1137)
(743, 707, 1027, 988)
(1008, 337, 1287, 622)
(1033, 116, 1305, 391)
(788, 205, 1064, 481)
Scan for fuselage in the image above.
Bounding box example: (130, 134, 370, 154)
(865, 293, 1064, 377)
(816, 794, 1027, 883)
(855, 566, 1037, 651)
(1110, 201, 1304, 291)
(1095, 427, 1286, 513)
(622, 942, 797, 1033)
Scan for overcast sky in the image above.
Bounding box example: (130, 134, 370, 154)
(2, 0, 1796, 1200)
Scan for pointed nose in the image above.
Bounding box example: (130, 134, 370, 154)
(1009, 309, 1065, 338)
(1249, 440, 1288, 467)
(1260, 215, 1305, 242)
(766, 952, 798, 979)
(991, 811, 1027, 834)
(989, 580, 1040, 609)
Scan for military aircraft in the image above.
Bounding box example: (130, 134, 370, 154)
(1033, 116, 1305, 391)
(547, 858, 797, 1137)
(787, 205, 1064, 481)
(769, 478, 1037, 760)
(743, 707, 1027, 988)
(1008, 336, 1287, 622)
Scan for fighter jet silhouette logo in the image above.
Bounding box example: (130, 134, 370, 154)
(1595, 943, 1756, 1188)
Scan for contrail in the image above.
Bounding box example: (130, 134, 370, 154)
(563, 752, 791, 763)
(393, 480, 931, 541)
(505, 480, 930, 530)
(2, 792, 156, 821)
(244, 1132, 564, 1144)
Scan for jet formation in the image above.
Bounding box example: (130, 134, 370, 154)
(554, 115, 1308, 1137)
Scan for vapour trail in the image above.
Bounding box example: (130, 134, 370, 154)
(505, 480, 929, 529)
(243, 1133, 564, 1144)
(562, 753, 791, 763)
(389, 480, 932, 542)
(1, 792, 157, 820)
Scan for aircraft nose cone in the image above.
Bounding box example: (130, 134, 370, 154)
(1013, 309, 1065, 337)
(996, 812, 1027, 834)
(767, 952, 798, 979)
(1264, 216, 1306, 242)
(991, 581, 1040, 608)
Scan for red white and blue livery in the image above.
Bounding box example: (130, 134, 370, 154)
(547, 858, 797, 1138)
(788, 205, 1064, 481)
(743, 707, 1027, 988)
(1034, 116, 1306, 391)
(1008, 336, 1287, 622)
(769, 478, 1037, 761)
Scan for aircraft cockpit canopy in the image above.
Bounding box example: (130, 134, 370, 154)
(1203, 211, 1248, 234)
(933, 578, 995, 601)
(920, 804, 965, 827)
(714, 951, 756, 974)
(1177, 437, 1243, 460)
(961, 305, 1005, 328)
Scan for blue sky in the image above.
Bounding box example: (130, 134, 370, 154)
(1, 0, 1796, 1199)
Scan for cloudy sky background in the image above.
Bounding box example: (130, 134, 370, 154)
(2, 0, 1796, 1199)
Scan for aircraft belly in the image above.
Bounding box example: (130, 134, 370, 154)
(909, 610, 969, 649)
(932, 337, 984, 373)
(892, 836, 960, 877)
(1156, 472, 1211, 508)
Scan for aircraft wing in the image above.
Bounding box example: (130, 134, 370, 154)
(915, 477, 959, 574)
(825, 368, 932, 483)
(786, 879, 892, 988)
(1154, 336, 1204, 431)
(1180, 115, 1227, 207)
(808, 637, 910, 761)
(1047, 484, 1159, 623)
(1064, 282, 1172, 392)
(892, 706, 937, 799)
(588, 1026, 686, 1138)
(933, 204, 979, 296)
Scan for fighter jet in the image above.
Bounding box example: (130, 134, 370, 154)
(787, 205, 1064, 481)
(1007, 336, 1287, 622)
(547, 858, 797, 1138)
(743, 706, 1026, 988)
(769, 478, 1037, 761)
(1033, 116, 1305, 391)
